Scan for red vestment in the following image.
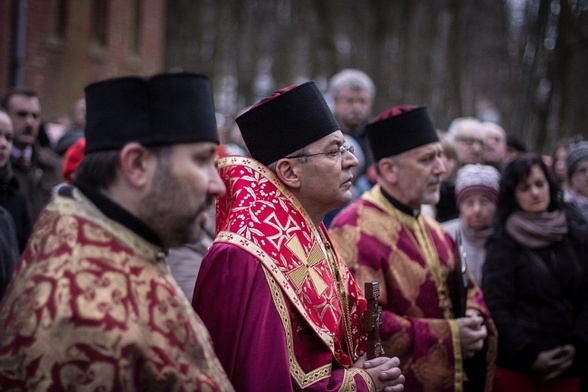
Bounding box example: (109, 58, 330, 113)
(0, 189, 233, 391)
(193, 156, 376, 391)
(329, 185, 497, 392)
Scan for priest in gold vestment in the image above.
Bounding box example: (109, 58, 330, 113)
(330, 105, 497, 392)
(0, 74, 234, 391)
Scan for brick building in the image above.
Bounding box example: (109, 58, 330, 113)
(0, 0, 166, 121)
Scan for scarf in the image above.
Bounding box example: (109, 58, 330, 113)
(459, 222, 493, 286)
(505, 209, 568, 248)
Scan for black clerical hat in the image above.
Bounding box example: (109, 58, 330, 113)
(84, 73, 218, 154)
(367, 105, 439, 161)
(236, 81, 340, 166)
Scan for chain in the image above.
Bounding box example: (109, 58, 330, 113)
(320, 231, 358, 362)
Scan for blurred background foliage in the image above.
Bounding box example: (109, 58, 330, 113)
(165, 0, 588, 153)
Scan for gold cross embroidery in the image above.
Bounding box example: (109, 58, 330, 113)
(286, 235, 328, 296)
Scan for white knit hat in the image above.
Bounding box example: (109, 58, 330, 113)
(455, 164, 501, 205)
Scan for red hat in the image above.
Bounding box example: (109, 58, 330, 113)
(62, 138, 86, 183)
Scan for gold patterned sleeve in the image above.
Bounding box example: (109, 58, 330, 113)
(343, 367, 376, 392)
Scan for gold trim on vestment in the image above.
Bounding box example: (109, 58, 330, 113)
(449, 319, 464, 392)
(262, 267, 333, 388)
(344, 367, 376, 392)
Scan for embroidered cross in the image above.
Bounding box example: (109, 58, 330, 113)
(286, 235, 328, 296)
(264, 211, 302, 250)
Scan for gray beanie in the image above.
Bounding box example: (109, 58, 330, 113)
(566, 139, 588, 179)
(455, 164, 501, 206)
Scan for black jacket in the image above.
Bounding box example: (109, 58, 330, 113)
(482, 222, 588, 375)
(0, 176, 31, 253)
(0, 206, 19, 301)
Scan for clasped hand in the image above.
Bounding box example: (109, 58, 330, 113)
(354, 354, 405, 392)
(532, 344, 575, 381)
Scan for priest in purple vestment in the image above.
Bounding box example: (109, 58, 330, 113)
(193, 81, 405, 391)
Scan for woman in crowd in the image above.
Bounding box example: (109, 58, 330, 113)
(482, 153, 588, 392)
(442, 164, 500, 286)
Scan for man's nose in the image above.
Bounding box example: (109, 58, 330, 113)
(209, 170, 226, 198)
(25, 114, 38, 127)
(342, 149, 358, 168)
(473, 142, 485, 152)
(434, 155, 446, 175)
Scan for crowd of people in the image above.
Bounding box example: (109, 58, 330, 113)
(0, 69, 586, 392)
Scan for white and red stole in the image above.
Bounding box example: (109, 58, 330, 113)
(215, 156, 367, 367)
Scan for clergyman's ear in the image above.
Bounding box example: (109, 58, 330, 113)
(378, 157, 398, 184)
(118, 142, 154, 189)
(274, 158, 301, 189)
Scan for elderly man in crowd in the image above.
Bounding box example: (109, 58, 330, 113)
(447, 116, 487, 166)
(482, 121, 508, 171)
(328, 68, 376, 177)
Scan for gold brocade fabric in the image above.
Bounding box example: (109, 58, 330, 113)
(329, 185, 497, 392)
(0, 190, 234, 391)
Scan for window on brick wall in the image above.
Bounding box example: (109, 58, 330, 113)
(91, 0, 109, 47)
(130, 0, 142, 54)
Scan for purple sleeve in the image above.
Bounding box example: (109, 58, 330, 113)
(192, 244, 375, 392)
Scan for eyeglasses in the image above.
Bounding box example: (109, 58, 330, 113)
(454, 136, 487, 150)
(286, 145, 355, 160)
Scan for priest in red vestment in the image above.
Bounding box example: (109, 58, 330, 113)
(192, 82, 405, 391)
(0, 73, 234, 391)
(329, 105, 497, 392)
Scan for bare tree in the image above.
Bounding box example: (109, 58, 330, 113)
(165, 0, 587, 152)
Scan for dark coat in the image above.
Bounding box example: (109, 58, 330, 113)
(0, 206, 19, 301)
(0, 176, 31, 253)
(10, 143, 63, 224)
(482, 222, 588, 376)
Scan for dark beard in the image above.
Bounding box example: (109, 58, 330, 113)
(138, 164, 204, 248)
